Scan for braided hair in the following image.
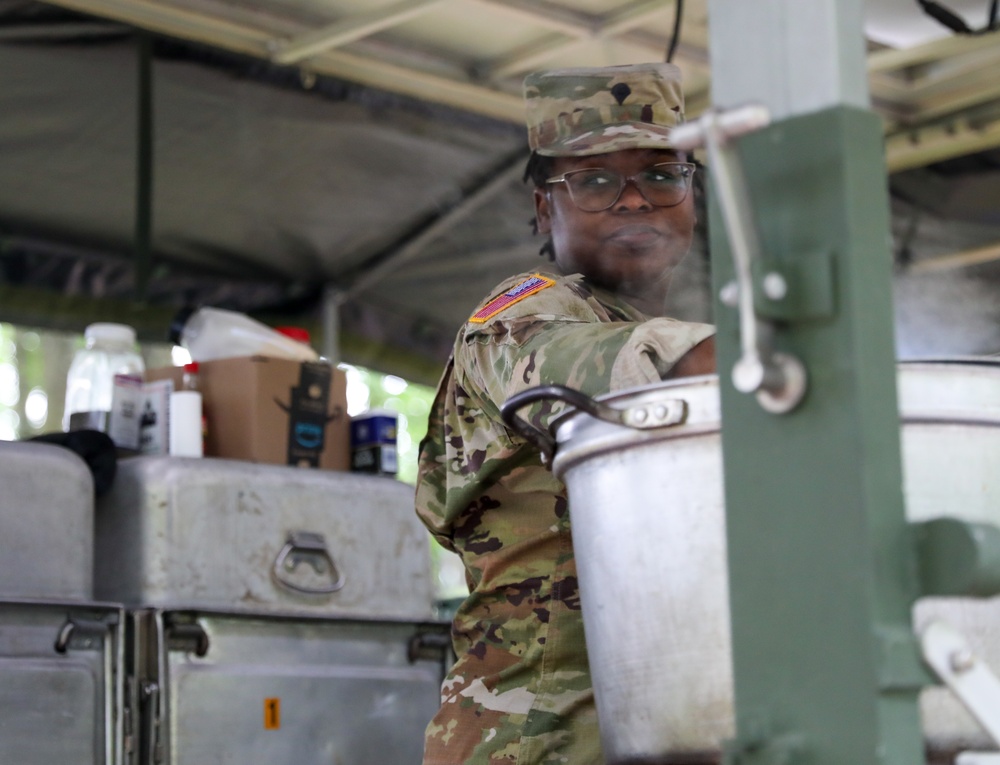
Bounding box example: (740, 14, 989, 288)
(523, 151, 556, 261)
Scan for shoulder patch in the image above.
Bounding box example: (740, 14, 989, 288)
(469, 274, 556, 323)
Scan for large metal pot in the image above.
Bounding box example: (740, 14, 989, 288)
(502, 359, 1000, 764)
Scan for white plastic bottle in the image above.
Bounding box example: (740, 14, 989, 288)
(169, 307, 319, 363)
(169, 362, 204, 458)
(63, 323, 145, 433)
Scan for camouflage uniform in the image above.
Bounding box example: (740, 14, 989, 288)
(416, 270, 714, 764)
(524, 64, 684, 157)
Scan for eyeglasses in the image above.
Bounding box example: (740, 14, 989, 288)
(546, 162, 696, 212)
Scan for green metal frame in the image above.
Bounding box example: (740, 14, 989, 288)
(709, 107, 927, 765)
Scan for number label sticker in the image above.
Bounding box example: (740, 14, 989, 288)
(264, 698, 281, 730)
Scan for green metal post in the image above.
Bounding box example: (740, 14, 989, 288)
(703, 2, 929, 763)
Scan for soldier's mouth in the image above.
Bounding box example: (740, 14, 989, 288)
(608, 224, 662, 248)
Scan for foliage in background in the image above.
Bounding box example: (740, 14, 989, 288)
(0, 323, 65, 440)
(339, 363, 434, 486)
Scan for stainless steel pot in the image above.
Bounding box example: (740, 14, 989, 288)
(502, 359, 1000, 763)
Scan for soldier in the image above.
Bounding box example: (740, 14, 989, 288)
(415, 62, 716, 764)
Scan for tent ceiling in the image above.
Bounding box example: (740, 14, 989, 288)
(1, 0, 999, 382)
(32, 0, 1000, 169)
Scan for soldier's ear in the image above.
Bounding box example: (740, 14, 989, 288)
(533, 187, 552, 235)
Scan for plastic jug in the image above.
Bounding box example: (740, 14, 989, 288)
(63, 323, 145, 432)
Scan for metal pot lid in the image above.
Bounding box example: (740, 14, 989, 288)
(897, 358, 1000, 426)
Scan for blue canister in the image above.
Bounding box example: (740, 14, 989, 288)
(350, 409, 398, 475)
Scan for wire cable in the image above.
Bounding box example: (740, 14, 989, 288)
(665, 0, 684, 62)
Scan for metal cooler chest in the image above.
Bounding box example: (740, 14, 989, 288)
(0, 440, 125, 765)
(0, 599, 125, 765)
(129, 608, 450, 765)
(94, 456, 448, 764)
(0, 439, 95, 601)
(94, 456, 435, 620)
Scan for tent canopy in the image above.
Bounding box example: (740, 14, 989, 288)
(2, 0, 999, 383)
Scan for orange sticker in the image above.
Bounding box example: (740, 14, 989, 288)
(264, 697, 281, 730)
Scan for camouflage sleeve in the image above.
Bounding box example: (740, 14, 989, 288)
(457, 314, 714, 441)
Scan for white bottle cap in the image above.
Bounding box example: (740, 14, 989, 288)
(85, 323, 137, 346)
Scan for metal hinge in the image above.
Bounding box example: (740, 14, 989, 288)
(920, 620, 1000, 763)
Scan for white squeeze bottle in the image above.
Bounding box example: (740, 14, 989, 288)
(169, 362, 205, 458)
(168, 307, 319, 363)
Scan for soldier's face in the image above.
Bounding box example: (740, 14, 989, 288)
(534, 148, 696, 311)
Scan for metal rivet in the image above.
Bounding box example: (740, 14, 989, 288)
(949, 648, 976, 673)
(719, 281, 739, 307)
(762, 272, 788, 301)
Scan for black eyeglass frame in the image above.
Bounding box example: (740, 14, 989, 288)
(545, 161, 697, 212)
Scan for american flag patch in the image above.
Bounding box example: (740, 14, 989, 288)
(469, 274, 555, 323)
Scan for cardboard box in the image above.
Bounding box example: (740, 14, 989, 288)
(146, 357, 349, 471)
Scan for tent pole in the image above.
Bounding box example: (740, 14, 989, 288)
(134, 31, 153, 301)
(321, 285, 343, 364)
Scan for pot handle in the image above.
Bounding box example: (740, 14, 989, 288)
(501, 384, 689, 464)
(500, 385, 600, 462)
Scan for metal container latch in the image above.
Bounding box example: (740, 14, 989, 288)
(273, 530, 345, 595)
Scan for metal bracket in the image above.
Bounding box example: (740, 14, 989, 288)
(875, 624, 936, 692)
(673, 105, 808, 414)
(919, 620, 1000, 746)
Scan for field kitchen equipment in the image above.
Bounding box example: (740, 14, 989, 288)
(1, 439, 95, 601)
(0, 440, 125, 765)
(94, 456, 434, 619)
(125, 609, 448, 765)
(500, 1, 1000, 762)
(94, 456, 448, 764)
(504, 359, 1000, 763)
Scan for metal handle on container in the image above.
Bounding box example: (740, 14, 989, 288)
(165, 619, 210, 657)
(53, 616, 110, 654)
(272, 531, 345, 594)
(673, 105, 807, 414)
(500, 384, 688, 464)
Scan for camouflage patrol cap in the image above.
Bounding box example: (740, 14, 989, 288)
(524, 63, 685, 157)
